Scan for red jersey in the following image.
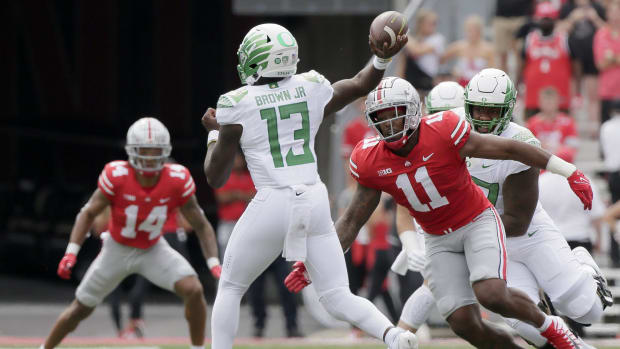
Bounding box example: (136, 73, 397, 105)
(97, 161, 196, 249)
(349, 111, 491, 235)
(341, 117, 374, 159)
(527, 112, 578, 161)
(524, 31, 572, 109)
(215, 170, 255, 221)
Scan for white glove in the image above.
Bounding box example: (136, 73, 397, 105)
(399, 230, 427, 272)
(406, 248, 426, 272)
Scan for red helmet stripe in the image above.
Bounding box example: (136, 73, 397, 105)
(376, 80, 386, 102)
(147, 119, 152, 141)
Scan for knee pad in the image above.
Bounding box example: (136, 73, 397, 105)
(572, 297, 605, 324)
(553, 273, 597, 320)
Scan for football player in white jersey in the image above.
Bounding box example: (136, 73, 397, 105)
(201, 23, 418, 349)
(395, 70, 613, 348)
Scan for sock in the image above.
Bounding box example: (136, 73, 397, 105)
(537, 315, 552, 332)
(399, 284, 435, 329)
(504, 318, 548, 347)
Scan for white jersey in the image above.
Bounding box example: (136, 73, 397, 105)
(466, 122, 557, 236)
(216, 71, 334, 189)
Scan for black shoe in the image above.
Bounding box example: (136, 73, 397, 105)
(253, 328, 264, 338)
(286, 328, 304, 338)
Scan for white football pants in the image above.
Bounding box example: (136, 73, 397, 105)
(210, 182, 394, 349)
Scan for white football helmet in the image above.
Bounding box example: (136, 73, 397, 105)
(465, 68, 516, 135)
(237, 23, 299, 85)
(125, 117, 172, 174)
(365, 77, 421, 150)
(425, 81, 465, 114)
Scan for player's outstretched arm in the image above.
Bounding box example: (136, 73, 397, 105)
(501, 168, 540, 237)
(180, 195, 221, 277)
(58, 189, 110, 279)
(202, 107, 243, 188)
(460, 132, 593, 209)
(335, 182, 382, 251)
(323, 34, 408, 116)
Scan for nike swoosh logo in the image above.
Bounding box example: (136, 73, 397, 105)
(527, 230, 538, 237)
(160, 198, 170, 203)
(422, 153, 434, 161)
(482, 163, 494, 168)
(295, 192, 303, 196)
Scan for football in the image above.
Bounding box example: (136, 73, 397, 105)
(369, 10, 408, 49)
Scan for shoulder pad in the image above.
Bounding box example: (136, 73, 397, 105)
(299, 70, 326, 84)
(217, 87, 249, 108)
(512, 129, 541, 147)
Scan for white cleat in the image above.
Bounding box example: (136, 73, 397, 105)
(397, 331, 419, 349)
(387, 328, 418, 349)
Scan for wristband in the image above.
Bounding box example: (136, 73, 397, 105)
(66, 242, 81, 255)
(373, 55, 392, 70)
(399, 230, 417, 251)
(207, 257, 220, 269)
(546, 155, 577, 178)
(207, 130, 219, 147)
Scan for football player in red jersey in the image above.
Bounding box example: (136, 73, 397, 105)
(41, 117, 220, 349)
(286, 76, 594, 349)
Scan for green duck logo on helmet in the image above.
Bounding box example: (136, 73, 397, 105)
(464, 68, 516, 135)
(237, 23, 299, 86)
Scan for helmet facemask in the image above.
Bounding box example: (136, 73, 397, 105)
(125, 117, 172, 176)
(367, 103, 421, 150)
(126, 145, 172, 175)
(464, 68, 516, 135)
(464, 100, 514, 135)
(365, 77, 422, 150)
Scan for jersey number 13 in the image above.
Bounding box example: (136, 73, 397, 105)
(260, 101, 315, 168)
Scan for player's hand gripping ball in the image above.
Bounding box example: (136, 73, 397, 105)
(369, 10, 409, 58)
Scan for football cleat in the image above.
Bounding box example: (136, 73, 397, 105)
(386, 327, 418, 349)
(541, 316, 592, 349)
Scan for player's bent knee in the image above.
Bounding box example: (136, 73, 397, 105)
(572, 299, 604, 324)
(69, 299, 95, 321)
(553, 277, 598, 320)
(175, 276, 204, 300)
(318, 287, 359, 321)
(473, 282, 508, 312)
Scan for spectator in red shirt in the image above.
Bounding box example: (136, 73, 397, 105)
(527, 86, 579, 162)
(215, 151, 255, 253)
(520, 1, 575, 118)
(593, 1, 620, 124)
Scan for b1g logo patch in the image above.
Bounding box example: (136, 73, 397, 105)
(378, 168, 393, 176)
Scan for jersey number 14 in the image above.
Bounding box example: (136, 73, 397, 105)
(120, 205, 167, 240)
(260, 101, 315, 168)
